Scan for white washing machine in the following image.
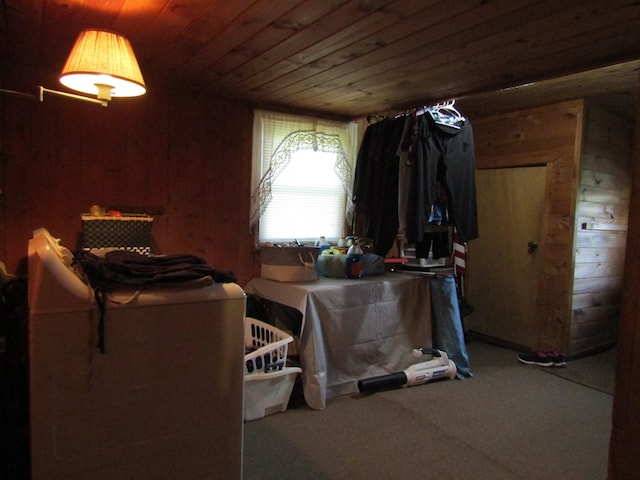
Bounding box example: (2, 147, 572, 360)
(28, 228, 246, 479)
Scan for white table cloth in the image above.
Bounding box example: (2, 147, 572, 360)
(244, 273, 432, 409)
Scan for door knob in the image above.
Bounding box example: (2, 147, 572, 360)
(527, 241, 538, 254)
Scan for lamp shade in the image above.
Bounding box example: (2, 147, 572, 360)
(59, 29, 146, 101)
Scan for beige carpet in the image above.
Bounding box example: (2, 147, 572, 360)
(243, 340, 614, 480)
(542, 347, 617, 395)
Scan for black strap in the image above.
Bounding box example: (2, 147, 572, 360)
(93, 288, 107, 353)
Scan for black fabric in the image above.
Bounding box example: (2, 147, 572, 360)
(246, 294, 303, 337)
(414, 230, 451, 259)
(406, 114, 478, 244)
(0, 276, 29, 479)
(73, 250, 237, 353)
(352, 117, 407, 256)
(74, 250, 237, 291)
(353, 113, 478, 257)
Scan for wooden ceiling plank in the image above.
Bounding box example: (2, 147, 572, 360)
(304, 28, 640, 117)
(215, 0, 404, 93)
(83, 0, 127, 27)
(258, 0, 547, 105)
(3, 0, 639, 119)
(228, 0, 432, 95)
(126, 0, 215, 71)
(339, 8, 640, 114)
(451, 30, 640, 100)
(205, 0, 365, 86)
(148, 0, 260, 80)
(212, 0, 483, 94)
(275, 0, 594, 104)
(394, 56, 640, 119)
(199, 0, 352, 82)
(301, 31, 639, 117)
(456, 61, 639, 119)
(284, 0, 639, 115)
(111, 0, 169, 40)
(178, 0, 302, 81)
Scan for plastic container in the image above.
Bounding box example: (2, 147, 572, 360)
(345, 244, 363, 279)
(243, 317, 300, 421)
(244, 367, 301, 421)
(316, 236, 331, 255)
(244, 317, 293, 375)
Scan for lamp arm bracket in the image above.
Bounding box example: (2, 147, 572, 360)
(0, 88, 37, 100)
(38, 86, 108, 106)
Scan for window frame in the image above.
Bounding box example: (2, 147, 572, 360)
(250, 109, 358, 246)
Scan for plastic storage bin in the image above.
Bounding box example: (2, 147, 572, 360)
(244, 367, 302, 422)
(244, 317, 293, 374)
(244, 317, 300, 421)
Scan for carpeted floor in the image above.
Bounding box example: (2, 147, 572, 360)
(243, 340, 615, 480)
(542, 347, 616, 395)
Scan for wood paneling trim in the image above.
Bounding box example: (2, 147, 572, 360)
(475, 100, 583, 170)
(473, 99, 584, 352)
(609, 71, 640, 479)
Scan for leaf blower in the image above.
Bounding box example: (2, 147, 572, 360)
(357, 348, 457, 393)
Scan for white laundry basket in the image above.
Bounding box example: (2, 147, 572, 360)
(244, 317, 293, 374)
(244, 367, 302, 422)
(244, 317, 300, 421)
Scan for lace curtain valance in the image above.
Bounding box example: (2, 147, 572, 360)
(250, 110, 358, 233)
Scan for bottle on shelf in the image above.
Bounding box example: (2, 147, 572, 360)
(345, 243, 363, 279)
(316, 236, 331, 255)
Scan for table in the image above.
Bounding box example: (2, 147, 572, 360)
(244, 273, 431, 409)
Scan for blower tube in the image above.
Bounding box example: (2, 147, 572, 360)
(357, 372, 408, 392)
(357, 349, 457, 393)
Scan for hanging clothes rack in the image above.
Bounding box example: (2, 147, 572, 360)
(367, 99, 465, 128)
(418, 99, 465, 129)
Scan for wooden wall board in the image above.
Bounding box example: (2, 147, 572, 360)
(572, 290, 622, 310)
(609, 79, 640, 479)
(0, 65, 258, 285)
(573, 262, 625, 280)
(473, 99, 584, 352)
(570, 99, 634, 355)
(578, 206, 628, 224)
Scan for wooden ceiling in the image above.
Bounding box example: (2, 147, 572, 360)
(1, 0, 639, 119)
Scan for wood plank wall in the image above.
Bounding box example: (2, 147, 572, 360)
(473, 100, 584, 354)
(572, 99, 633, 355)
(0, 64, 259, 286)
(609, 72, 640, 480)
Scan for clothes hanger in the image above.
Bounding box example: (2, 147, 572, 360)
(426, 100, 465, 129)
(366, 114, 387, 124)
(438, 101, 464, 121)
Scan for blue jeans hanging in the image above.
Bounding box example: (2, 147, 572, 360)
(430, 275, 472, 378)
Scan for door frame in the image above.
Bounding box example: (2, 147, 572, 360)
(472, 100, 584, 352)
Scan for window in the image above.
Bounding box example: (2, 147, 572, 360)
(250, 110, 358, 245)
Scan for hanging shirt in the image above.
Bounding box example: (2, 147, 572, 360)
(406, 113, 478, 244)
(352, 116, 407, 256)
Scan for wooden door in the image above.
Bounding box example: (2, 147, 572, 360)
(465, 166, 546, 349)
